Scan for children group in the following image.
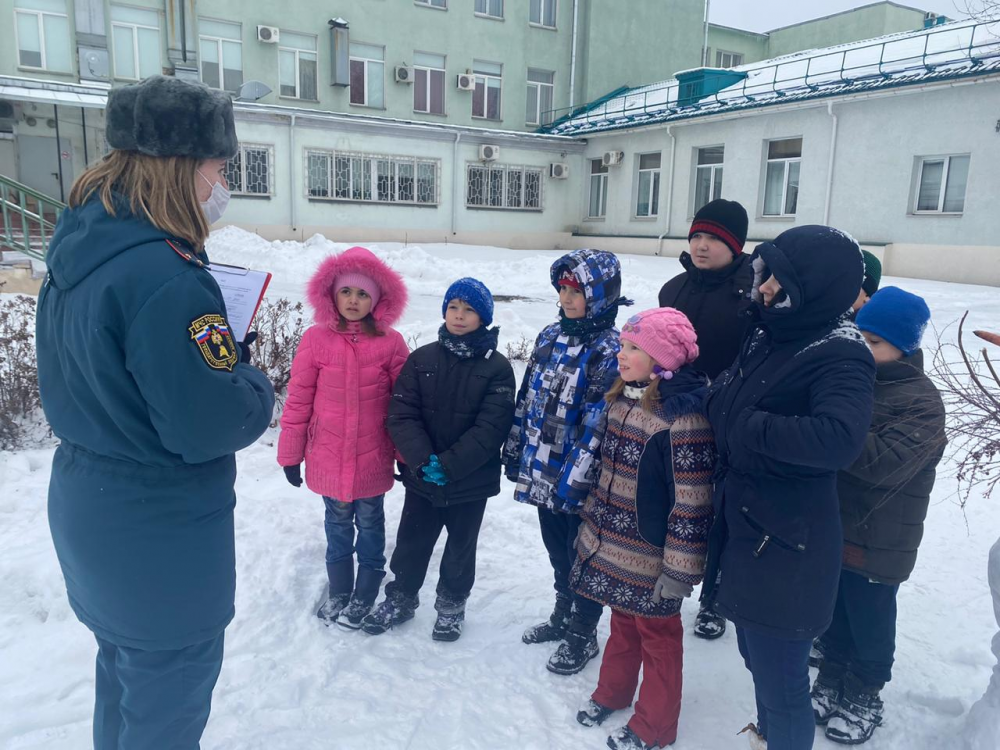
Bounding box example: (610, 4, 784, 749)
(276, 199, 947, 750)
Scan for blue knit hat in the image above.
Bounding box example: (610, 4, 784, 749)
(442, 277, 494, 326)
(855, 286, 930, 356)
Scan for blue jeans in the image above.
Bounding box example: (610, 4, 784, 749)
(736, 626, 815, 750)
(323, 495, 386, 572)
(93, 633, 224, 749)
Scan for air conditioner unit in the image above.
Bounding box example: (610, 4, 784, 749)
(549, 163, 569, 179)
(602, 150, 624, 167)
(257, 25, 280, 44)
(457, 72, 476, 91)
(394, 65, 414, 84)
(479, 144, 500, 162)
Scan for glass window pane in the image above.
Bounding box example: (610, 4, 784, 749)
(507, 169, 523, 208)
(16, 13, 43, 67)
(414, 52, 445, 69)
(488, 169, 504, 206)
(591, 158, 607, 175)
(15, 0, 66, 12)
(526, 83, 538, 124)
(308, 154, 330, 197)
(695, 167, 712, 213)
(368, 61, 384, 107)
(637, 172, 651, 216)
(530, 0, 541, 23)
(350, 42, 383, 60)
(245, 148, 270, 194)
(943, 155, 969, 212)
(398, 162, 415, 202)
(414, 68, 428, 111)
(200, 39, 220, 88)
(486, 79, 501, 120)
(417, 163, 436, 203)
(527, 68, 553, 84)
(714, 166, 723, 200)
(698, 146, 724, 165)
(138, 27, 160, 78)
(473, 60, 502, 76)
(768, 138, 802, 159)
(350, 59, 365, 104)
(43, 13, 71, 71)
(475, 0, 487, 13)
(525, 170, 541, 208)
(113, 26, 136, 79)
(111, 6, 158, 26)
(279, 50, 296, 96)
(763, 161, 785, 215)
(639, 152, 661, 170)
(650, 172, 660, 216)
(222, 41, 242, 90)
(200, 19, 240, 40)
(540, 84, 553, 124)
(784, 161, 800, 215)
(335, 156, 351, 198)
(376, 159, 394, 202)
(543, 0, 556, 26)
(492, 0, 504, 16)
(225, 150, 242, 191)
(472, 79, 485, 116)
(917, 160, 943, 211)
(467, 166, 486, 205)
(282, 31, 316, 51)
(300, 54, 317, 100)
(589, 174, 603, 217)
(429, 69, 445, 114)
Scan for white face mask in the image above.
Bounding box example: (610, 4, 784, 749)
(197, 169, 232, 225)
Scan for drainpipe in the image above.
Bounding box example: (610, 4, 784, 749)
(53, 105, 65, 202)
(451, 131, 462, 237)
(289, 114, 297, 235)
(702, 0, 711, 68)
(569, 0, 579, 109)
(656, 126, 676, 256)
(824, 101, 838, 226)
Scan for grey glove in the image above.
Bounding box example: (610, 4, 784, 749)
(651, 572, 694, 604)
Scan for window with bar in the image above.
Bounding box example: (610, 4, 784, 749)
(763, 138, 802, 216)
(225, 144, 273, 196)
(914, 154, 969, 214)
(306, 150, 439, 205)
(466, 164, 542, 210)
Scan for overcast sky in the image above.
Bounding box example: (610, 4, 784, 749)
(709, 0, 971, 33)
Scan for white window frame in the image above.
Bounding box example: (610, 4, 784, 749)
(349, 43, 385, 109)
(13, 4, 70, 72)
(475, 0, 503, 19)
(225, 143, 274, 196)
(716, 50, 744, 68)
(913, 154, 970, 215)
(762, 138, 802, 217)
(529, 0, 557, 28)
(413, 52, 446, 115)
(305, 149, 440, 206)
(279, 33, 318, 101)
(693, 145, 724, 215)
(588, 159, 608, 220)
(634, 152, 661, 219)
(472, 61, 503, 121)
(526, 68, 555, 126)
(466, 163, 543, 211)
(199, 19, 242, 92)
(415, 0, 447, 9)
(111, 9, 160, 81)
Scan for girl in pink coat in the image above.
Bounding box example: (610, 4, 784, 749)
(278, 246, 409, 629)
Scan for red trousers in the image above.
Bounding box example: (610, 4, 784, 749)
(592, 610, 684, 748)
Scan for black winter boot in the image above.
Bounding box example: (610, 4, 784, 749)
(825, 674, 884, 745)
(317, 559, 354, 625)
(693, 603, 727, 640)
(809, 637, 828, 668)
(811, 667, 844, 725)
(337, 566, 386, 630)
(432, 592, 467, 642)
(361, 587, 419, 636)
(522, 594, 572, 645)
(577, 699, 616, 727)
(547, 623, 599, 675)
(606, 726, 659, 749)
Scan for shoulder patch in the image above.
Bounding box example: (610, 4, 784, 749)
(189, 314, 238, 371)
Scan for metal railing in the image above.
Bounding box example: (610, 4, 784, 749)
(0, 173, 65, 262)
(542, 18, 1000, 132)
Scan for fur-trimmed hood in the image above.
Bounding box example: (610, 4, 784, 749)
(307, 246, 408, 328)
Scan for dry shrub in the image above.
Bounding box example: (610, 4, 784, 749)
(251, 297, 306, 414)
(0, 292, 42, 449)
(505, 335, 533, 362)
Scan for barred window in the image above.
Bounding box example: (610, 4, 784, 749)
(466, 164, 542, 210)
(306, 150, 439, 205)
(225, 144, 273, 196)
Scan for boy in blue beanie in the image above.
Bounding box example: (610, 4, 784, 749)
(811, 286, 946, 745)
(366, 278, 515, 641)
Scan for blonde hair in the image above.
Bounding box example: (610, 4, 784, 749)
(605, 377, 662, 411)
(68, 150, 210, 249)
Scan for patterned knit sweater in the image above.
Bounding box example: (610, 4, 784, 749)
(570, 380, 716, 618)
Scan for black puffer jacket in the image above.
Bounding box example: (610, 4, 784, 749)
(388, 329, 516, 506)
(838, 350, 946, 584)
(658, 252, 753, 379)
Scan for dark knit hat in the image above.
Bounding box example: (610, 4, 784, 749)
(855, 286, 930, 356)
(861, 250, 883, 298)
(688, 198, 749, 257)
(443, 277, 494, 326)
(106, 76, 238, 160)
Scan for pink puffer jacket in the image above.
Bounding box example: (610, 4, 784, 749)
(277, 247, 409, 502)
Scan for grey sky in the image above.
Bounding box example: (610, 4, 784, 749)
(709, 0, 970, 33)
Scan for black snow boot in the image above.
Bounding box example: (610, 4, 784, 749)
(522, 593, 572, 645)
(809, 637, 828, 669)
(577, 699, 616, 727)
(432, 592, 467, 642)
(825, 674, 884, 745)
(337, 566, 385, 630)
(547, 622, 599, 675)
(693, 603, 727, 640)
(317, 559, 354, 625)
(606, 726, 658, 749)
(811, 668, 843, 725)
(361, 586, 419, 636)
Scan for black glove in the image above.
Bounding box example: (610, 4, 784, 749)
(239, 331, 258, 364)
(283, 464, 302, 487)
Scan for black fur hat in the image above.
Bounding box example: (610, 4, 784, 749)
(105, 76, 238, 160)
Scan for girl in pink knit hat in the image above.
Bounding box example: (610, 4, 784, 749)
(570, 307, 717, 750)
(277, 246, 410, 629)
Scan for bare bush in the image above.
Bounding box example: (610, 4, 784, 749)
(251, 297, 306, 413)
(505, 335, 533, 362)
(0, 293, 42, 449)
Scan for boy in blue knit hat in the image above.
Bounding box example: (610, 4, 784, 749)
(365, 278, 515, 641)
(811, 286, 946, 745)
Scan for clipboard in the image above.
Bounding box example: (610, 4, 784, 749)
(207, 262, 272, 342)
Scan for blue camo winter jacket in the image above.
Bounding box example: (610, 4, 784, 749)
(503, 249, 625, 513)
(36, 196, 275, 650)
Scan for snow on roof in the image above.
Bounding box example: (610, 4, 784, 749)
(545, 18, 1000, 136)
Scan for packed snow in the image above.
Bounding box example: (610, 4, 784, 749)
(1, 228, 998, 749)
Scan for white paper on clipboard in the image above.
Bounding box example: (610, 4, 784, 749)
(207, 263, 272, 342)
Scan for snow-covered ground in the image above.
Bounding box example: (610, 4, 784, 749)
(1, 229, 998, 749)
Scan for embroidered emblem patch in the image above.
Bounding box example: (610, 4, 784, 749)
(189, 314, 238, 371)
